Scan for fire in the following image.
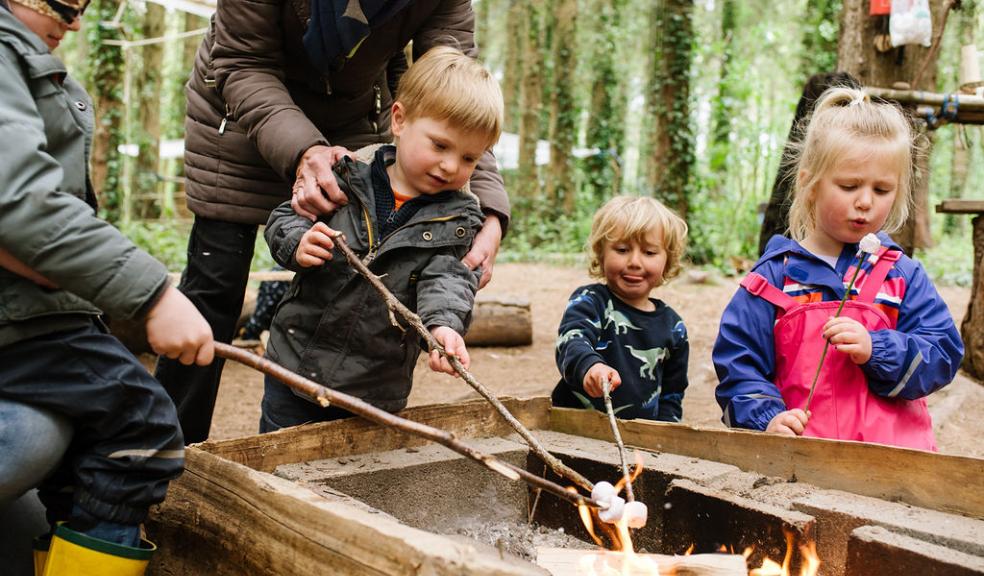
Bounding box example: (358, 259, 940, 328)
(747, 531, 821, 576)
(575, 480, 660, 575)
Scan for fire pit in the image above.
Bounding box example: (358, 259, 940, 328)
(146, 397, 984, 575)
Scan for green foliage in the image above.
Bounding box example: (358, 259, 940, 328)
(118, 220, 276, 273)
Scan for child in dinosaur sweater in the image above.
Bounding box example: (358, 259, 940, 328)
(552, 196, 690, 422)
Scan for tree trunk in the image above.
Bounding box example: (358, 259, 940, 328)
(643, 0, 694, 219)
(946, 3, 976, 235)
(545, 0, 578, 214)
(838, 0, 954, 254)
(500, 1, 524, 134)
(87, 0, 126, 224)
(516, 0, 544, 201)
(134, 2, 166, 220)
(711, 0, 735, 153)
(584, 0, 626, 201)
(964, 216, 984, 380)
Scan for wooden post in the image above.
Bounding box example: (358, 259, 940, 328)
(936, 200, 984, 381)
(466, 296, 533, 346)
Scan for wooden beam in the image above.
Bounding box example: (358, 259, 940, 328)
(535, 547, 747, 575)
(936, 199, 984, 214)
(548, 407, 984, 519)
(198, 396, 551, 472)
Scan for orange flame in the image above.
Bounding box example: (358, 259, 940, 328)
(748, 531, 821, 576)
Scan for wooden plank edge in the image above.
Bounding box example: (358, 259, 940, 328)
(548, 407, 984, 519)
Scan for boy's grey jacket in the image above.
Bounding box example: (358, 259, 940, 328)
(0, 9, 168, 348)
(264, 152, 484, 412)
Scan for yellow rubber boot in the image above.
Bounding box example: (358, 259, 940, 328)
(42, 524, 154, 576)
(32, 535, 50, 576)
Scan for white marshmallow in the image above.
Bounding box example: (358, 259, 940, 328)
(591, 481, 617, 503)
(623, 501, 649, 528)
(598, 495, 625, 524)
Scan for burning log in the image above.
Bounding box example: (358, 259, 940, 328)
(535, 547, 747, 575)
(332, 234, 594, 492)
(212, 343, 595, 510)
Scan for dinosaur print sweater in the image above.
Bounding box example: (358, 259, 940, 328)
(552, 283, 689, 422)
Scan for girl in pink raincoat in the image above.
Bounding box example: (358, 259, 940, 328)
(713, 87, 963, 451)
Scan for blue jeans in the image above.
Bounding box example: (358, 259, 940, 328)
(259, 374, 354, 433)
(0, 400, 72, 506)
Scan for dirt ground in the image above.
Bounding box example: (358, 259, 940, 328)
(201, 262, 984, 459)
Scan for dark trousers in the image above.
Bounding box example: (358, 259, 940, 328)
(154, 216, 257, 444)
(0, 323, 184, 525)
(259, 375, 354, 433)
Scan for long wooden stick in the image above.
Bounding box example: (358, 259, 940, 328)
(333, 235, 594, 492)
(601, 380, 635, 503)
(213, 342, 597, 509)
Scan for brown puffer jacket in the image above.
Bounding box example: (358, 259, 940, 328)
(184, 0, 509, 227)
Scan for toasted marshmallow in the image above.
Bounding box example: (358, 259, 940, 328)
(623, 500, 648, 528)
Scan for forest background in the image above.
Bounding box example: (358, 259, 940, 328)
(54, 0, 981, 284)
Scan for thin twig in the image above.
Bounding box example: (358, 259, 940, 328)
(803, 259, 864, 413)
(333, 234, 595, 492)
(602, 380, 634, 503)
(213, 342, 598, 509)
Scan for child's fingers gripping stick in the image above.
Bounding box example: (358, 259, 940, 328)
(296, 222, 340, 267)
(428, 326, 469, 374)
(145, 286, 215, 366)
(583, 363, 620, 398)
(766, 409, 809, 437)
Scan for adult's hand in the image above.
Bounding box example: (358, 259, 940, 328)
(461, 214, 502, 289)
(291, 145, 352, 221)
(145, 285, 214, 366)
(0, 247, 57, 289)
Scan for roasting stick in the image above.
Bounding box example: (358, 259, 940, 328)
(602, 379, 635, 503)
(332, 234, 594, 493)
(213, 342, 599, 509)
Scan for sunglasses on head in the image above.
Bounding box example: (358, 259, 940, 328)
(49, 0, 90, 24)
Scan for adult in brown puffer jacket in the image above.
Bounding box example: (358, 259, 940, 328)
(158, 0, 510, 444)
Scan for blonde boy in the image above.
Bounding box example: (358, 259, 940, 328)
(261, 47, 502, 430)
(553, 196, 690, 421)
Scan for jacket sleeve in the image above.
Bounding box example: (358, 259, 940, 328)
(862, 261, 964, 400)
(264, 200, 313, 272)
(657, 316, 689, 422)
(409, 0, 510, 229)
(555, 289, 608, 397)
(211, 0, 328, 181)
(0, 49, 168, 320)
(713, 271, 787, 431)
(416, 250, 480, 335)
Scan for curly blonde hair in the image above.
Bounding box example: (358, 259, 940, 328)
(787, 86, 914, 241)
(587, 196, 688, 284)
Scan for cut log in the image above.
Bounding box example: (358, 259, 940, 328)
(535, 547, 747, 575)
(465, 296, 533, 347)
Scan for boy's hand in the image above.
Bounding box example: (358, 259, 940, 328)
(766, 409, 809, 437)
(145, 286, 214, 365)
(461, 215, 501, 289)
(823, 316, 872, 364)
(583, 363, 621, 398)
(428, 326, 470, 375)
(292, 145, 351, 221)
(295, 222, 340, 268)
